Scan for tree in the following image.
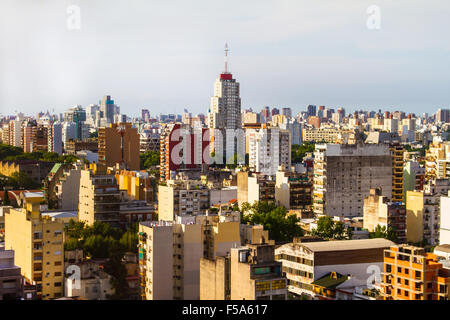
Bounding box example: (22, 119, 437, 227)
(140, 151, 160, 170)
(10, 172, 41, 189)
(369, 225, 398, 243)
(2, 188, 10, 206)
(291, 143, 315, 164)
(311, 216, 352, 240)
(240, 201, 303, 243)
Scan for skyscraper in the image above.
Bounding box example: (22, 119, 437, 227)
(99, 95, 118, 126)
(208, 44, 242, 130)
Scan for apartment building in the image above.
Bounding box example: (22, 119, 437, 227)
(313, 143, 393, 217)
(0, 249, 24, 300)
(363, 188, 406, 243)
(406, 179, 450, 245)
(246, 174, 276, 206)
(98, 122, 140, 171)
(78, 166, 121, 227)
(138, 211, 241, 300)
(425, 141, 450, 181)
(158, 180, 210, 222)
(390, 143, 404, 203)
(4, 193, 64, 300)
(230, 243, 287, 300)
(0, 160, 55, 184)
(403, 161, 425, 201)
(382, 245, 450, 300)
(440, 192, 450, 245)
(64, 139, 98, 155)
(275, 165, 312, 212)
(115, 169, 154, 203)
(275, 238, 394, 298)
(302, 126, 353, 143)
(247, 127, 291, 176)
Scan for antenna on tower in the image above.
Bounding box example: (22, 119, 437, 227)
(224, 43, 229, 73)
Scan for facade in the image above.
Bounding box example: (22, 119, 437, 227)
(4, 194, 64, 300)
(139, 212, 241, 300)
(425, 142, 450, 181)
(98, 123, 140, 171)
(440, 192, 450, 245)
(78, 167, 121, 227)
(230, 244, 287, 300)
(363, 188, 406, 243)
(55, 165, 82, 211)
(247, 174, 276, 206)
(275, 165, 312, 212)
(64, 139, 98, 155)
(313, 143, 393, 217)
(116, 170, 154, 202)
(382, 245, 450, 300)
(403, 161, 425, 201)
(64, 105, 87, 140)
(0, 160, 55, 185)
(406, 179, 450, 246)
(390, 143, 404, 203)
(247, 127, 291, 176)
(302, 127, 353, 143)
(158, 180, 210, 222)
(0, 249, 24, 300)
(275, 238, 394, 298)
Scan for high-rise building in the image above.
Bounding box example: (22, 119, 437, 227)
(307, 105, 317, 117)
(8, 119, 23, 147)
(435, 109, 450, 123)
(208, 44, 241, 130)
(406, 179, 450, 246)
(390, 142, 405, 203)
(403, 161, 425, 201)
(247, 127, 291, 176)
(381, 245, 450, 300)
(78, 166, 121, 227)
(99, 95, 119, 126)
(98, 123, 140, 170)
(440, 191, 450, 245)
(425, 142, 450, 181)
(4, 193, 65, 300)
(275, 165, 312, 212)
(64, 105, 86, 140)
(47, 122, 62, 155)
(313, 143, 393, 217)
(138, 211, 241, 300)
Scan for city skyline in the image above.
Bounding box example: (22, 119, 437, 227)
(1, 1, 450, 116)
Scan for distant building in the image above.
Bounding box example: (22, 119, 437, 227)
(440, 191, 450, 245)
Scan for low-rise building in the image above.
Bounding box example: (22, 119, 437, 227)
(275, 238, 394, 298)
(0, 249, 24, 300)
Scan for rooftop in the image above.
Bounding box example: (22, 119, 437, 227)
(282, 238, 394, 252)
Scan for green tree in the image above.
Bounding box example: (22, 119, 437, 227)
(10, 171, 41, 189)
(240, 201, 303, 243)
(311, 216, 352, 240)
(140, 151, 160, 170)
(369, 225, 398, 243)
(291, 143, 315, 163)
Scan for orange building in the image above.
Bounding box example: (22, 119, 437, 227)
(382, 245, 450, 300)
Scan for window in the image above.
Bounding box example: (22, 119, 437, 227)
(54, 261, 62, 266)
(54, 282, 62, 287)
(397, 267, 402, 273)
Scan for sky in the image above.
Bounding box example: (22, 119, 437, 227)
(0, 0, 449, 118)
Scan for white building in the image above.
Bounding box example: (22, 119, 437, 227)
(247, 127, 291, 176)
(440, 191, 450, 245)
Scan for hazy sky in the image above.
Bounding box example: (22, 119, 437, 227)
(1, 0, 449, 117)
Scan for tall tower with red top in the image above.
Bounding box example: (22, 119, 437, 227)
(208, 43, 242, 130)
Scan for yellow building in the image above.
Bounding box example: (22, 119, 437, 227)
(406, 190, 440, 245)
(4, 192, 64, 300)
(115, 169, 153, 202)
(390, 143, 405, 203)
